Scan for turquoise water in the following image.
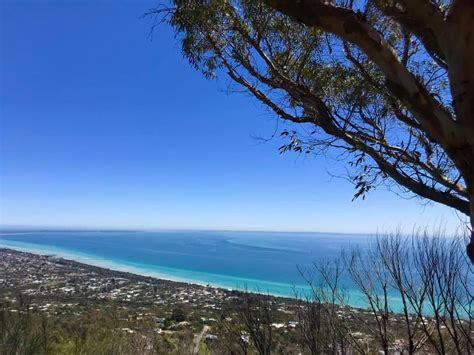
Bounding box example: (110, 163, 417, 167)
(0, 230, 391, 309)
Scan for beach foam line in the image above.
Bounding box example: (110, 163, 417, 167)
(0, 240, 307, 296)
(0, 239, 400, 310)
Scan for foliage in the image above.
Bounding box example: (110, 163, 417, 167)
(170, 306, 187, 322)
(146, 0, 474, 260)
(0, 295, 49, 355)
(0, 300, 192, 355)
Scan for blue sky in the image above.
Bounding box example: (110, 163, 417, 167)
(0, 0, 465, 233)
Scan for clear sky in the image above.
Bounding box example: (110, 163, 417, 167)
(0, 0, 465, 233)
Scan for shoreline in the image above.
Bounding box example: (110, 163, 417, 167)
(0, 241, 405, 311)
(0, 246, 305, 314)
(0, 246, 220, 291)
(2, 247, 454, 319)
(0, 245, 298, 301)
(0, 230, 378, 303)
(2, 247, 460, 354)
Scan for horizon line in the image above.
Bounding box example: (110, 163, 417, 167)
(0, 225, 377, 236)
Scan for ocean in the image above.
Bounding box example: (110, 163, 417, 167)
(0, 230, 408, 310)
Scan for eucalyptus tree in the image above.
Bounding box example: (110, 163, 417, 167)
(149, 0, 474, 261)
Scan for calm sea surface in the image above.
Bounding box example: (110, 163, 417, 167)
(0, 230, 385, 308)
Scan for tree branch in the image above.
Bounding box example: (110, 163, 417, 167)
(264, 0, 460, 150)
(373, 0, 448, 68)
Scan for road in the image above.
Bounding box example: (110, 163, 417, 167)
(192, 325, 211, 354)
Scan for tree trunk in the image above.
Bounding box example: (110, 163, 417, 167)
(468, 194, 474, 264)
(446, 1, 474, 263)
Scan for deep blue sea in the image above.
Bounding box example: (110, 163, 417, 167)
(0, 230, 391, 309)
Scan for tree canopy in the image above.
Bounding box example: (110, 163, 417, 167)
(150, 0, 474, 261)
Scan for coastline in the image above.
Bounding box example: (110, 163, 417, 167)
(2, 246, 458, 319)
(0, 230, 376, 303)
(1, 247, 381, 354)
(0, 246, 222, 291)
(0, 246, 301, 309)
(0, 239, 404, 311)
(2, 247, 463, 354)
(0, 243, 301, 300)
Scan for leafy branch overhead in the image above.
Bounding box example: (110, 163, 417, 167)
(148, 0, 474, 260)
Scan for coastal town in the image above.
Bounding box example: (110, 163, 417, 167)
(0, 248, 307, 353)
(0, 247, 403, 354)
(1, 248, 233, 328)
(0, 248, 229, 313)
(3, 247, 467, 354)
